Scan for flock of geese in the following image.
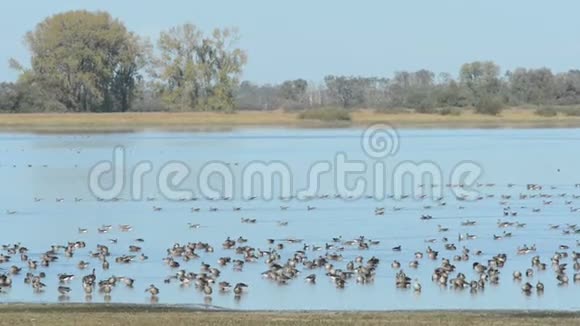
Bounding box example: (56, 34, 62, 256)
(1, 183, 580, 307)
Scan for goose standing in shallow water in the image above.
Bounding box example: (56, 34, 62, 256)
(146, 284, 159, 297)
(57, 286, 71, 295)
(413, 279, 422, 292)
(203, 284, 213, 296)
(521, 282, 533, 294)
(233, 283, 248, 296)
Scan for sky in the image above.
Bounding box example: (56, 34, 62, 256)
(1, 0, 580, 84)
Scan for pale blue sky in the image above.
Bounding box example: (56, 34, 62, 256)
(1, 0, 579, 83)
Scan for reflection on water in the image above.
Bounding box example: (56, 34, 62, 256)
(0, 128, 579, 310)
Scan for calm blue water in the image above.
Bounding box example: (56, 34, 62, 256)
(0, 128, 579, 310)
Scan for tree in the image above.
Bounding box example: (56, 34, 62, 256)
(0, 73, 66, 113)
(434, 80, 470, 108)
(552, 70, 580, 105)
(279, 79, 308, 102)
(0, 83, 19, 112)
(459, 61, 504, 114)
(324, 76, 370, 108)
(151, 24, 247, 112)
(459, 61, 501, 100)
(18, 10, 145, 112)
(388, 70, 435, 110)
(475, 94, 503, 115)
(508, 68, 554, 105)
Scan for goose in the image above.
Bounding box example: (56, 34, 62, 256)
(32, 280, 46, 292)
(58, 273, 75, 283)
(129, 245, 141, 252)
(119, 224, 132, 232)
(203, 284, 213, 296)
(57, 286, 71, 295)
(233, 282, 248, 295)
(9, 265, 21, 275)
(445, 244, 457, 251)
(472, 262, 486, 273)
(525, 268, 534, 277)
(521, 282, 533, 293)
(218, 281, 232, 292)
(119, 277, 134, 287)
(497, 219, 515, 228)
(28, 260, 37, 270)
(146, 284, 159, 297)
(83, 282, 94, 294)
(0, 275, 12, 287)
(413, 279, 422, 292)
(556, 273, 569, 284)
(99, 283, 113, 295)
(82, 269, 96, 285)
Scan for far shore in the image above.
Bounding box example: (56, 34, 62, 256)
(0, 304, 578, 326)
(2, 109, 580, 132)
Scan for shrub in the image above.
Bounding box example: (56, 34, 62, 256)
(562, 107, 580, 116)
(410, 96, 436, 113)
(475, 96, 503, 115)
(414, 104, 436, 114)
(374, 107, 411, 114)
(534, 107, 557, 117)
(438, 107, 462, 116)
(298, 107, 351, 121)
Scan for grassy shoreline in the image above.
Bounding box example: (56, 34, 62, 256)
(2, 109, 580, 132)
(0, 304, 578, 325)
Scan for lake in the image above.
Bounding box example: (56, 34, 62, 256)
(0, 127, 579, 310)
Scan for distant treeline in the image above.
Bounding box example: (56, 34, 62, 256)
(241, 65, 580, 116)
(2, 10, 580, 115)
